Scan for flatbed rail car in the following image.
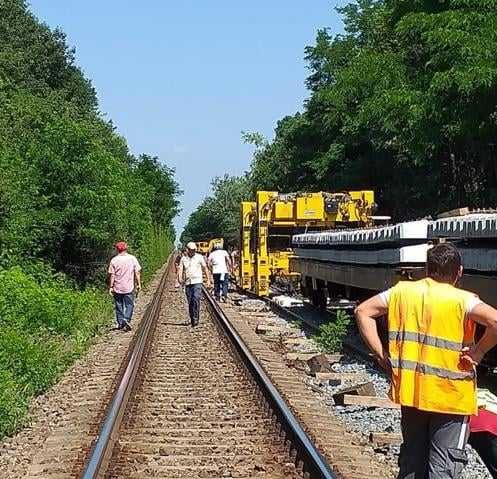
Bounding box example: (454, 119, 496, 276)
(291, 213, 497, 310)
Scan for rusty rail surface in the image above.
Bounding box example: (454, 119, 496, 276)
(79, 258, 336, 479)
(202, 286, 336, 479)
(79, 258, 170, 479)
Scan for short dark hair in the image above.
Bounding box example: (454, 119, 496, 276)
(426, 243, 462, 283)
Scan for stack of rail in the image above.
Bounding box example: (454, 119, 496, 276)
(291, 213, 497, 308)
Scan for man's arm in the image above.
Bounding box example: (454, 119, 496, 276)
(108, 273, 115, 295)
(462, 303, 497, 366)
(134, 258, 142, 291)
(354, 294, 389, 370)
(207, 254, 213, 272)
(225, 253, 233, 274)
(201, 258, 212, 288)
(177, 259, 184, 285)
(108, 263, 115, 295)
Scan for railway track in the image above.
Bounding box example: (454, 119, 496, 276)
(79, 261, 336, 478)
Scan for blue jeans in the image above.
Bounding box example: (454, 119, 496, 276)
(213, 273, 228, 300)
(185, 283, 202, 325)
(113, 292, 134, 327)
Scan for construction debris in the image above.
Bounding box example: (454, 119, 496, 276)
(272, 295, 304, 307)
(307, 354, 332, 375)
(315, 372, 364, 385)
(343, 395, 400, 409)
(333, 382, 376, 406)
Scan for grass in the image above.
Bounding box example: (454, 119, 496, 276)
(0, 235, 173, 438)
(312, 310, 352, 353)
(0, 265, 112, 437)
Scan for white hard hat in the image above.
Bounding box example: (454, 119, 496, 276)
(186, 242, 197, 251)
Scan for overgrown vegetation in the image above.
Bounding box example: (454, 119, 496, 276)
(0, 0, 179, 436)
(184, 0, 497, 241)
(312, 310, 352, 353)
(0, 266, 111, 436)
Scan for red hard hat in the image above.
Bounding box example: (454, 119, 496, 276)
(115, 241, 128, 252)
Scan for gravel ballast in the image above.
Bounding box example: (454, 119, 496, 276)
(233, 293, 493, 479)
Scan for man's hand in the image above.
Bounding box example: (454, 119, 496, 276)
(108, 287, 114, 296)
(374, 349, 392, 375)
(136, 284, 141, 292)
(460, 346, 483, 368)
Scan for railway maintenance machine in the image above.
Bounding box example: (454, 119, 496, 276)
(195, 237, 224, 255)
(239, 190, 377, 296)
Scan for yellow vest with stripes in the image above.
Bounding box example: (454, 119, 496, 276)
(388, 278, 477, 415)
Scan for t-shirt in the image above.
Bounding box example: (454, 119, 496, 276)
(108, 253, 141, 294)
(179, 253, 206, 285)
(379, 285, 482, 314)
(208, 249, 230, 275)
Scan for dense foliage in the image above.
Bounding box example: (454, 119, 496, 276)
(0, 0, 180, 281)
(0, 0, 179, 435)
(247, 0, 497, 220)
(184, 0, 497, 244)
(0, 265, 110, 436)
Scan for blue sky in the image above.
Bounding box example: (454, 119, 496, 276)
(29, 1, 347, 234)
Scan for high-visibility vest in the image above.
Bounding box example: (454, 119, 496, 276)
(388, 278, 477, 415)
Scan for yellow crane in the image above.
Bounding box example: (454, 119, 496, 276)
(239, 190, 376, 296)
(195, 237, 224, 255)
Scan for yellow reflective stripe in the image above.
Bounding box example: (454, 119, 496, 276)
(388, 331, 472, 352)
(389, 358, 475, 380)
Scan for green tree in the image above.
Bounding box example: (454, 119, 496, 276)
(246, 0, 497, 219)
(0, 0, 181, 280)
(181, 175, 252, 246)
(0, 0, 181, 437)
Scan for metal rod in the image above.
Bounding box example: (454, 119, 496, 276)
(79, 263, 169, 479)
(202, 286, 337, 479)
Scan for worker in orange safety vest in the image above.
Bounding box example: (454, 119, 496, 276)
(355, 243, 497, 479)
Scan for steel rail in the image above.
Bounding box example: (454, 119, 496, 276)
(202, 286, 337, 479)
(79, 258, 170, 479)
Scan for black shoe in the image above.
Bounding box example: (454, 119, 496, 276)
(122, 320, 132, 331)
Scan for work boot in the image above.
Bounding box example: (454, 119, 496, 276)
(122, 320, 132, 332)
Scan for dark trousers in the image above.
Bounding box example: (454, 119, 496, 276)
(213, 273, 228, 300)
(113, 292, 134, 327)
(469, 432, 497, 478)
(398, 406, 469, 479)
(185, 283, 202, 326)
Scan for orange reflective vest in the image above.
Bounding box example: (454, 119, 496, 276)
(387, 278, 477, 415)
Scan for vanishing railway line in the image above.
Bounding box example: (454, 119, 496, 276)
(79, 260, 337, 479)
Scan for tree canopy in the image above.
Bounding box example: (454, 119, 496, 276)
(246, 0, 497, 220)
(185, 0, 497, 244)
(0, 0, 180, 281)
